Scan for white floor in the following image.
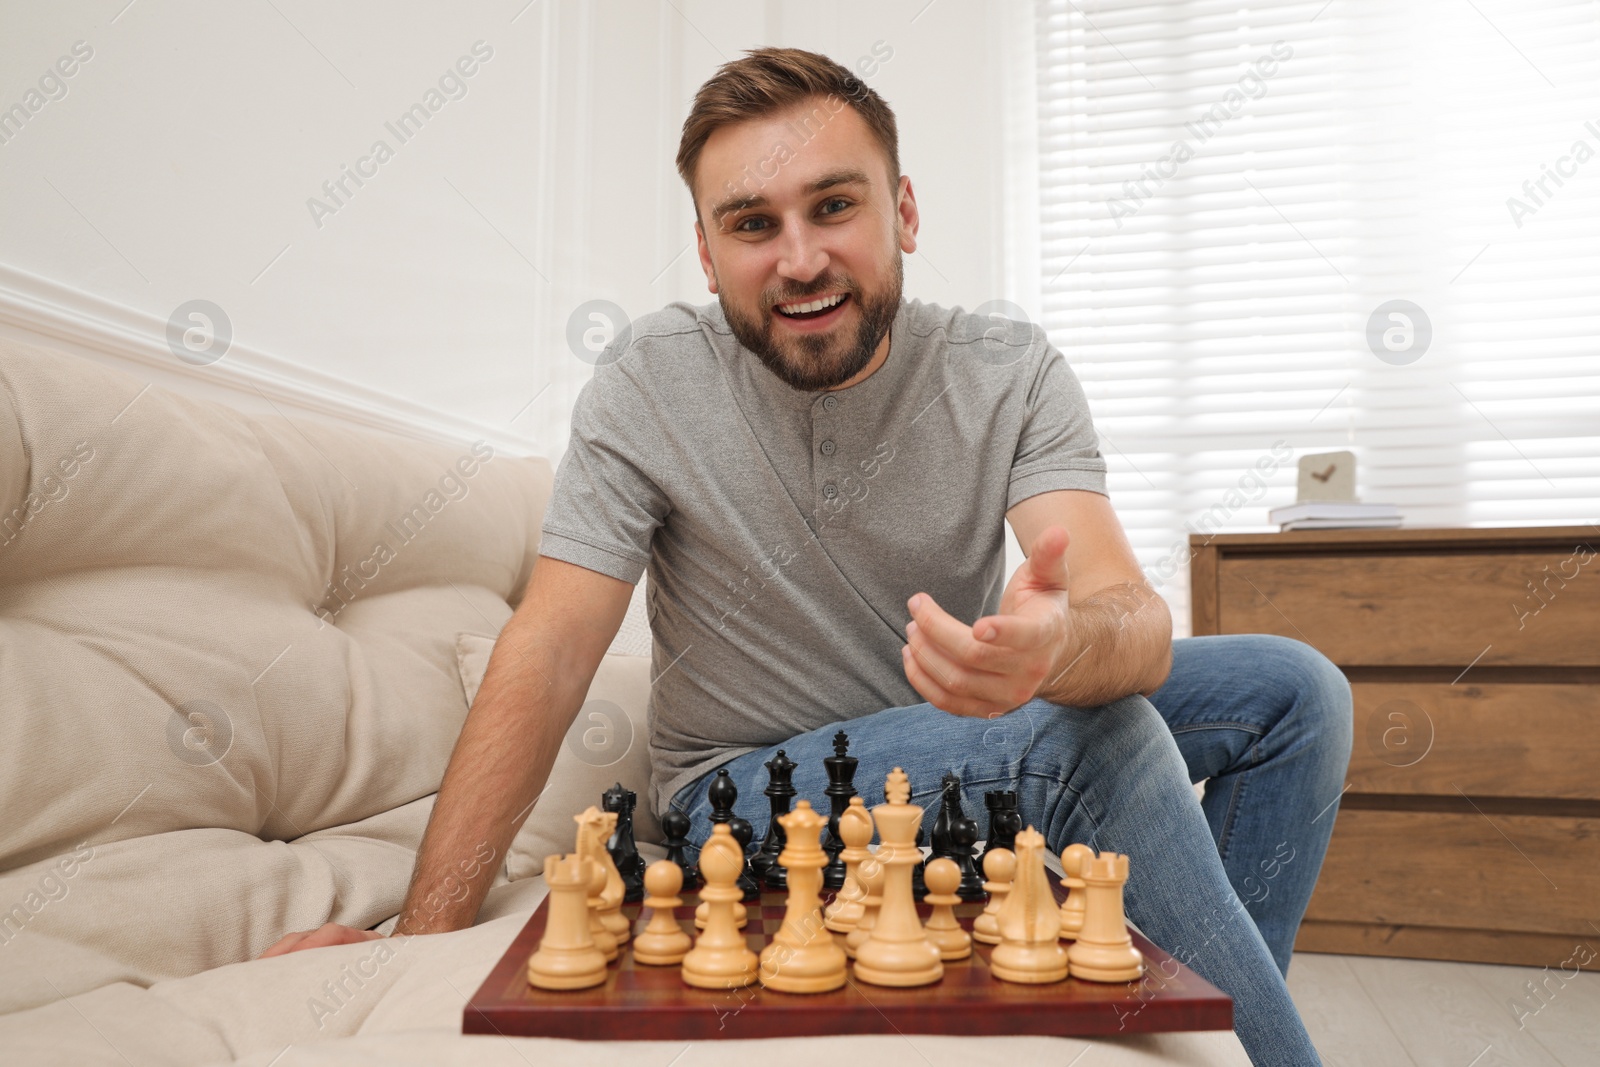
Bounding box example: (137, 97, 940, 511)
(1288, 952, 1600, 1066)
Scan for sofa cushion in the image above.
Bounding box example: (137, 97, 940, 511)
(0, 337, 549, 872)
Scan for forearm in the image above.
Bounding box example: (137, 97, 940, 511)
(393, 612, 578, 936)
(1036, 581, 1172, 707)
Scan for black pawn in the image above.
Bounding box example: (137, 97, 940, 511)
(979, 789, 1022, 867)
(950, 816, 987, 902)
(822, 731, 858, 890)
(728, 815, 760, 901)
(752, 750, 797, 891)
(930, 772, 965, 862)
(661, 809, 701, 892)
(603, 782, 645, 903)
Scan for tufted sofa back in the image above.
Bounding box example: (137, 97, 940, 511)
(0, 339, 551, 872)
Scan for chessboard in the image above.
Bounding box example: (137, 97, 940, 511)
(464, 883, 1233, 1040)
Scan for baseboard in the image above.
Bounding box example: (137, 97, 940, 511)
(0, 263, 540, 455)
(1296, 920, 1600, 971)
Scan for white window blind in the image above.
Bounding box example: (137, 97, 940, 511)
(1032, 0, 1600, 636)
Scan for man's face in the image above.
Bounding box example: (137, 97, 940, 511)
(693, 97, 919, 391)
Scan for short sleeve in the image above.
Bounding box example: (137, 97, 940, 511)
(1008, 341, 1108, 509)
(539, 370, 669, 584)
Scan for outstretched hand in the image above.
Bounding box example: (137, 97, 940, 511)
(257, 921, 385, 959)
(900, 525, 1074, 717)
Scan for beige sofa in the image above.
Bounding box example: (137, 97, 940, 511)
(0, 339, 1246, 1065)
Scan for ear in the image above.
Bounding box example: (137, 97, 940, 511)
(895, 175, 920, 254)
(694, 219, 718, 294)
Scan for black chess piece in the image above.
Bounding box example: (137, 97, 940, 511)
(979, 789, 1022, 867)
(950, 815, 987, 902)
(706, 768, 758, 898)
(602, 782, 646, 903)
(752, 750, 797, 891)
(822, 730, 858, 890)
(911, 824, 928, 902)
(930, 772, 964, 862)
(660, 808, 701, 891)
(708, 769, 738, 826)
(728, 815, 761, 901)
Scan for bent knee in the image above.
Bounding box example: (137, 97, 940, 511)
(1254, 634, 1354, 757)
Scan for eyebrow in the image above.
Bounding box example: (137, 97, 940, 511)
(708, 169, 873, 225)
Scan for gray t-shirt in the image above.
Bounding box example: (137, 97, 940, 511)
(539, 298, 1107, 817)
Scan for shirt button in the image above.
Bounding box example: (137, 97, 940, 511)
(822, 483, 838, 499)
(821, 394, 839, 412)
(820, 439, 836, 456)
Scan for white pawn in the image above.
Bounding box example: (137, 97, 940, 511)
(921, 857, 972, 961)
(1058, 843, 1094, 941)
(632, 860, 693, 966)
(972, 847, 1014, 946)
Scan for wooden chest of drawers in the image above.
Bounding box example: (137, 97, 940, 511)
(1189, 526, 1600, 971)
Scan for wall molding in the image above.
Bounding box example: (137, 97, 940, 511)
(0, 263, 541, 456)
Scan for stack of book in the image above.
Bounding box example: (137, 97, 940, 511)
(1269, 501, 1401, 531)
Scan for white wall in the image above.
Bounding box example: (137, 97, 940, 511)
(0, 0, 1036, 463)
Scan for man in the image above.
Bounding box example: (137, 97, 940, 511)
(265, 48, 1349, 1065)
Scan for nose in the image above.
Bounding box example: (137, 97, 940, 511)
(775, 220, 828, 285)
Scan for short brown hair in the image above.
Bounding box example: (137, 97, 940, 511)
(676, 47, 900, 212)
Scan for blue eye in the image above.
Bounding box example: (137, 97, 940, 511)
(735, 216, 769, 233)
(820, 198, 851, 214)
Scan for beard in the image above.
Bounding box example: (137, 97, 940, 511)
(720, 252, 903, 392)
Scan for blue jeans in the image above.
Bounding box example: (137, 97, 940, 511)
(670, 634, 1351, 1067)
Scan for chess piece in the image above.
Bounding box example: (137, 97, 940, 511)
(979, 790, 1022, 869)
(695, 822, 749, 930)
(844, 845, 885, 960)
(603, 782, 646, 904)
(681, 823, 759, 989)
(930, 772, 963, 861)
(708, 769, 738, 826)
(752, 750, 797, 891)
(824, 797, 873, 934)
(728, 815, 761, 901)
(632, 860, 693, 966)
(822, 730, 858, 890)
(921, 857, 972, 961)
(853, 768, 943, 987)
(575, 807, 630, 946)
(910, 825, 928, 902)
(972, 847, 1014, 945)
(990, 827, 1068, 984)
(1057, 843, 1094, 941)
(661, 809, 701, 891)
(1067, 851, 1144, 983)
(759, 801, 847, 992)
(527, 854, 608, 990)
(950, 816, 987, 902)
(583, 854, 619, 962)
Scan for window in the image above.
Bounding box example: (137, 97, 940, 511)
(1033, 0, 1600, 635)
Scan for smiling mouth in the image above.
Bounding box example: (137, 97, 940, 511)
(773, 292, 849, 320)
